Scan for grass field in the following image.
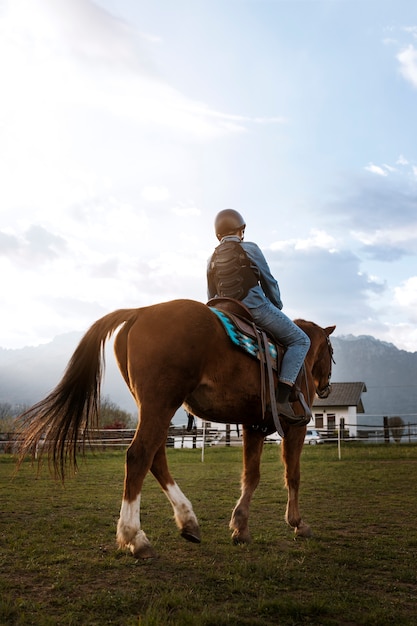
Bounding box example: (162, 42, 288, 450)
(1, 444, 417, 625)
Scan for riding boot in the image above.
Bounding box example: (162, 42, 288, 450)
(276, 382, 306, 425)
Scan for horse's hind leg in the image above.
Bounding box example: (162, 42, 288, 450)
(116, 414, 200, 558)
(116, 431, 159, 559)
(116, 406, 177, 559)
(151, 443, 200, 544)
(230, 426, 265, 544)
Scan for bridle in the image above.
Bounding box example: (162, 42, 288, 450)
(316, 335, 335, 399)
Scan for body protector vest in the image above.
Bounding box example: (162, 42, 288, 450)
(209, 240, 260, 300)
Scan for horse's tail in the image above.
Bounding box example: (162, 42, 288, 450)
(16, 308, 139, 479)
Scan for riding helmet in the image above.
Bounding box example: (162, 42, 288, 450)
(214, 209, 246, 240)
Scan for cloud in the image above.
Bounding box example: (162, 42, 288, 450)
(171, 205, 201, 217)
(0, 225, 67, 265)
(0, 0, 287, 231)
(25, 225, 67, 259)
(330, 169, 417, 236)
(267, 245, 385, 326)
(397, 44, 417, 88)
(396, 154, 409, 165)
(41, 295, 107, 321)
(359, 243, 411, 263)
(394, 276, 417, 315)
(0, 232, 19, 254)
(90, 257, 120, 279)
(387, 277, 417, 349)
(141, 186, 170, 203)
(353, 226, 417, 261)
(0, 0, 286, 148)
(364, 163, 388, 177)
(3, 0, 149, 70)
(270, 229, 338, 253)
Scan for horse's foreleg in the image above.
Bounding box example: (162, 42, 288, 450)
(282, 427, 311, 537)
(151, 443, 200, 544)
(117, 433, 161, 559)
(230, 427, 264, 544)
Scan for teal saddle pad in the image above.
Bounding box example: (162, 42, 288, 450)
(211, 308, 278, 363)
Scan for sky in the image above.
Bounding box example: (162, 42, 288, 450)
(1, 0, 417, 353)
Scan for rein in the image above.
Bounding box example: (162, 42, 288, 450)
(291, 330, 335, 421)
(317, 335, 335, 399)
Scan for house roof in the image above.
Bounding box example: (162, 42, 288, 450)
(313, 382, 367, 413)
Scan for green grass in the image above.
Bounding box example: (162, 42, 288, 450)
(1, 444, 417, 625)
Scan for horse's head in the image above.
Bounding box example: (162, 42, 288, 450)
(313, 325, 336, 399)
(295, 320, 336, 400)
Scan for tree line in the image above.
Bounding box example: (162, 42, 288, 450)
(0, 397, 136, 433)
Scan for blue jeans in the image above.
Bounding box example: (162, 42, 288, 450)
(249, 301, 310, 385)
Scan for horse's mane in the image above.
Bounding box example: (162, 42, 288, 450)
(293, 318, 316, 327)
(293, 319, 318, 335)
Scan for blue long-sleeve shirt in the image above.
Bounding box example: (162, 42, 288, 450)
(207, 235, 283, 310)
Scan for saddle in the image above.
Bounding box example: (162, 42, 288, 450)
(207, 298, 312, 436)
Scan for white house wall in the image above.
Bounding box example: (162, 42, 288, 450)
(313, 406, 358, 437)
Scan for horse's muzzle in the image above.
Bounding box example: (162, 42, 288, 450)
(317, 383, 332, 399)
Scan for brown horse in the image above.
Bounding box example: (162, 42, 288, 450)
(17, 298, 335, 558)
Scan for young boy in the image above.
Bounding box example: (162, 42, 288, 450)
(207, 209, 310, 423)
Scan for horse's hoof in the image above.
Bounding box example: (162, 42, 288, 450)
(295, 521, 312, 538)
(180, 522, 201, 544)
(232, 537, 247, 545)
(131, 544, 158, 559)
(181, 529, 201, 544)
(231, 531, 251, 545)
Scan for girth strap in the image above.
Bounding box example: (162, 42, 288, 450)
(252, 325, 267, 418)
(253, 325, 284, 438)
(262, 330, 285, 437)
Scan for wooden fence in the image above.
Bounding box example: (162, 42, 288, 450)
(2, 420, 417, 453)
(0, 426, 232, 453)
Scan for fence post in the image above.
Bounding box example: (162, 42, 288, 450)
(201, 421, 206, 463)
(338, 422, 341, 460)
(383, 416, 390, 444)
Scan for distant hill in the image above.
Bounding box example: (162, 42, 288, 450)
(331, 335, 417, 424)
(0, 332, 190, 426)
(1, 331, 416, 426)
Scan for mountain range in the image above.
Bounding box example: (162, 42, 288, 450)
(1, 331, 416, 427)
(330, 334, 417, 425)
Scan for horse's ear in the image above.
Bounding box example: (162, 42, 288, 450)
(324, 325, 336, 336)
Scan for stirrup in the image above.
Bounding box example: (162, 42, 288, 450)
(283, 413, 311, 427)
(276, 401, 297, 420)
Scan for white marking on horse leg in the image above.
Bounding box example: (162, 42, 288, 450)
(116, 496, 155, 558)
(117, 495, 140, 545)
(286, 485, 299, 528)
(165, 482, 201, 543)
(286, 486, 311, 537)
